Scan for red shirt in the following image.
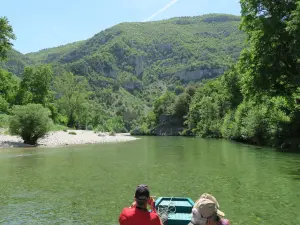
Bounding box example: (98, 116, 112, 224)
(119, 206, 162, 225)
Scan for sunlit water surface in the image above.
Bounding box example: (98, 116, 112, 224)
(0, 137, 299, 225)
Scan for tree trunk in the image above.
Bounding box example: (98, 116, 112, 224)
(23, 137, 38, 145)
(67, 111, 75, 128)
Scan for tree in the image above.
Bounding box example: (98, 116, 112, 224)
(221, 66, 243, 108)
(0, 68, 18, 105)
(187, 79, 232, 137)
(153, 91, 176, 118)
(0, 17, 16, 60)
(16, 65, 53, 105)
(174, 85, 185, 95)
(105, 116, 126, 133)
(185, 85, 197, 98)
(54, 72, 91, 127)
(89, 103, 108, 129)
(76, 101, 93, 129)
(172, 93, 189, 118)
(0, 96, 9, 113)
(239, 0, 299, 98)
(286, 1, 300, 80)
(9, 104, 53, 145)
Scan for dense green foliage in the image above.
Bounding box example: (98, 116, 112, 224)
(54, 72, 91, 127)
(16, 65, 53, 105)
(132, 2, 300, 152)
(0, 17, 16, 60)
(1, 14, 246, 134)
(185, 0, 300, 151)
(27, 14, 245, 123)
(133, 85, 197, 135)
(9, 104, 53, 145)
(3, 8, 300, 151)
(0, 68, 18, 113)
(0, 49, 33, 76)
(26, 41, 85, 63)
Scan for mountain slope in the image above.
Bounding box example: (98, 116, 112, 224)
(1, 14, 246, 122)
(25, 41, 85, 64)
(4, 14, 246, 84)
(0, 49, 33, 76)
(34, 14, 245, 84)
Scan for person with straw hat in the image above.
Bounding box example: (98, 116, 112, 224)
(188, 193, 230, 225)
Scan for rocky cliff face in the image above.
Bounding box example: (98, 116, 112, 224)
(150, 115, 184, 136)
(158, 67, 226, 82)
(131, 115, 185, 136)
(123, 81, 143, 91)
(133, 56, 145, 76)
(175, 67, 226, 82)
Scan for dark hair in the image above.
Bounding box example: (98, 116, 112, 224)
(213, 215, 221, 222)
(207, 214, 221, 223)
(136, 199, 148, 207)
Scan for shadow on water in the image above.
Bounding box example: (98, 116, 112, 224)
(234, 139, 300, 181)
(285, 166, 300, 181)
(1, 141, 33, 148)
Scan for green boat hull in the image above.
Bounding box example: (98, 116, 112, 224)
(155, 197, 195, 225)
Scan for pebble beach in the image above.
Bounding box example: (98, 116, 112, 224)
(0, 130, 139, 148)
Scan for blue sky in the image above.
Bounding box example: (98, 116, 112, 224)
(0, 0, 241, 54)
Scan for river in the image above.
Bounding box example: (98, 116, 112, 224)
(0, 136, 299, 225)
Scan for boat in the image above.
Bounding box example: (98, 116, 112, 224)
(155, 197, 195, 225)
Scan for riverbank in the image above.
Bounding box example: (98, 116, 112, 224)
(0, 130, 139, 148)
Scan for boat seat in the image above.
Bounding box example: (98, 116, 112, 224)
(155, 197, 194, 225)
(168, 213, 192, 224)
(158, 200, 193, 213)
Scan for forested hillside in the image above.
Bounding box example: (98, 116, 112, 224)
(26, 14, 244, 83)
(0, 49, 33, 76)
(143, 0, 300, 152)
(1, 13, 246, 132)
(25, 14, 245, 99)
(1, 2, 300, 151)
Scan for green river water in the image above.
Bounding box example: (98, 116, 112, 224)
(0, 136, 300, 225)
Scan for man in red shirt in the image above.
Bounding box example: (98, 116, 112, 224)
(119, 184, 163, 225)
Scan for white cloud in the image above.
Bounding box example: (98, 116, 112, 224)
(143, 0, 180, 22)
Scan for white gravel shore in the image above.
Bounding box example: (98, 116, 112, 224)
(0, 130, 139, 148)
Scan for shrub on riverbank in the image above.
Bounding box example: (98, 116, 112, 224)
(186, 67, 298, 149)
(9, 104, 53, 145)
(0, 114, 11, 128)
(94, 116, 127, 133)
(221, 97, 292, 146)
